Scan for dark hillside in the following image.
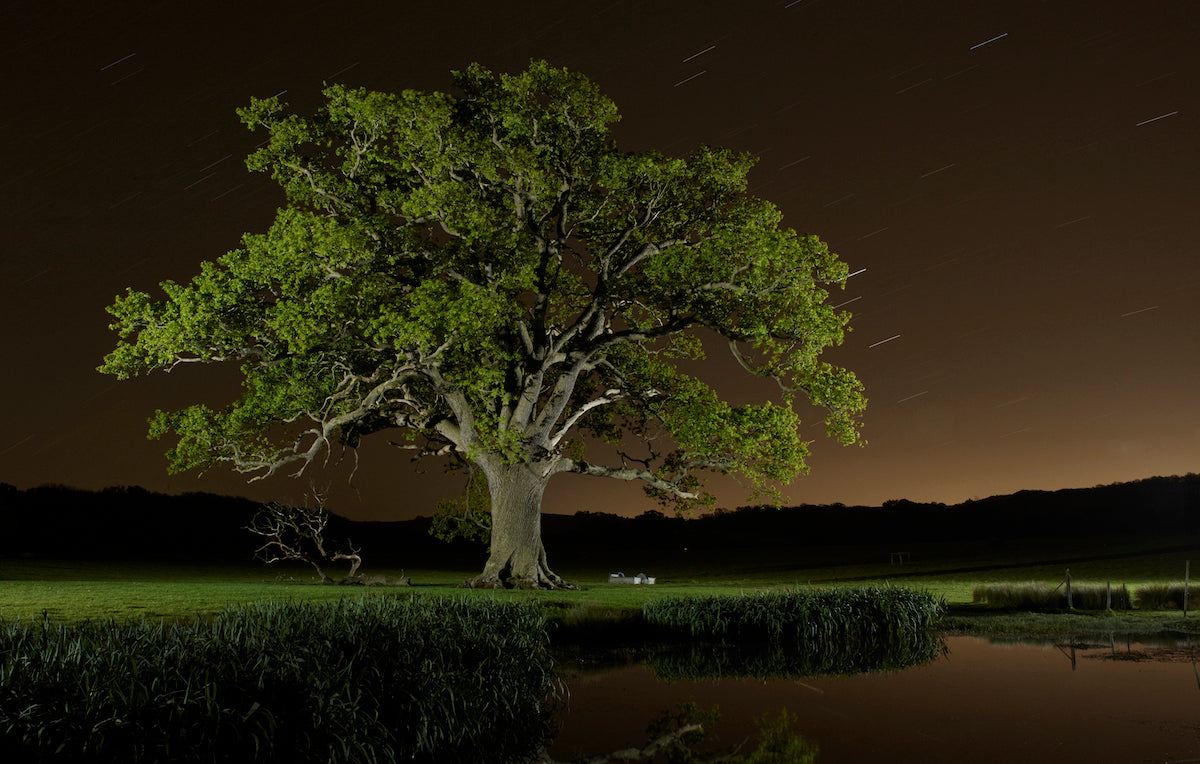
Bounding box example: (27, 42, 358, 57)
(2, 475, 1198, 566)
(0, 483, 482, 566)
(548, 474, 1200, 564)
(0, 484, 261, 561)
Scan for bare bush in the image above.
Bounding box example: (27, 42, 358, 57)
(245, 489, 376, 584)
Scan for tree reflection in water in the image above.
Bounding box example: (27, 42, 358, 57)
(550, 636, 1200, 764)
(537, 702, 819, 763)
(648, 629, 947, 682)
(540, 631, 943, 762)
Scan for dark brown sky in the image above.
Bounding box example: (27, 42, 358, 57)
(3, 0, 1198, 520)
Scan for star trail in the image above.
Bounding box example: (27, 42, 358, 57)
(2, 0, 1197, 519)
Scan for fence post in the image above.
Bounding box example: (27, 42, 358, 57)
(1185, 561, 1190, 618)
(1106, 581, 1111, 611)
(1066, 568, 1073, 610)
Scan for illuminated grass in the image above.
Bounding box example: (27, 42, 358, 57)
(0, 597, 554, 762)
(3, 540, 1199, 637)
(0, 562, 459, 624)
(937, 610, 1200, 638)
(971, 582, 1133, 610)
(642, 586, 944, 642)
(0, 560, 812, 625)
(1134, 583, 1193, 610)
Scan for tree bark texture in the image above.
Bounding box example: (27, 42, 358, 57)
(465, 461, 575, 590)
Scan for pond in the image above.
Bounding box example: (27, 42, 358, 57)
(549, 636, 1200, 763)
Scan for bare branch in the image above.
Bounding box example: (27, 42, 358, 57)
(245, 500, 362, 583)
(546, 388, 625, 449)
(535, 724, 706, 763)
(558, 458, 699, 500)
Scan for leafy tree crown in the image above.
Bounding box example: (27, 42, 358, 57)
(101, 60, 866, 510)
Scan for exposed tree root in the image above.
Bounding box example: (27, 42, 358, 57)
(464, 553, 577, 590)
(463, 569, 578, 590)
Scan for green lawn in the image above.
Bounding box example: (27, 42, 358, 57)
(4, 539, 1200, 635)
(0, 560, 814, 624)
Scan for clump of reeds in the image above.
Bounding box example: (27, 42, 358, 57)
(971, 582, 1132, 610)
(641, 585, 945, 645)
(0, 597, 554, 763)
(1134, 583, 1191, 610)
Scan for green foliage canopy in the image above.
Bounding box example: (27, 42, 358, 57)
(101, 60, 865, 510)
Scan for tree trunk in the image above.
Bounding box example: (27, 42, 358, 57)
(465, 461, 575, 590)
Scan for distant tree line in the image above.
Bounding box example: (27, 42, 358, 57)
(2, 475, 1199, 565)
(0, 483, 479, 566)
(0, 484, 262, 562)
(550, 474, 1200, 552)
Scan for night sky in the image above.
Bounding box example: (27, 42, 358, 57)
(4, 0, 1198, 521)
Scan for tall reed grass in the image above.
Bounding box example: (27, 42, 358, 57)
(971, 583, 1132, 610)
(641, 585, 944, 645)
(1134, 583, 1190, 610)
(0, 597, 554, 763)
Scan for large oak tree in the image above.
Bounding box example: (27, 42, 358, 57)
(101, 61, 866, 589)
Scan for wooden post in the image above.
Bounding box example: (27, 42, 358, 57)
(1185, 561, 1190, 618)
(1106, 581, 1111, 611)
(1065, 568, 1073, 609)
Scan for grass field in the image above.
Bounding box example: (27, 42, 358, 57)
(4, 532, 1200, 639)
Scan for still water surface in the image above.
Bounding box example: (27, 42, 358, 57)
(551, 636, 1200, 763)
